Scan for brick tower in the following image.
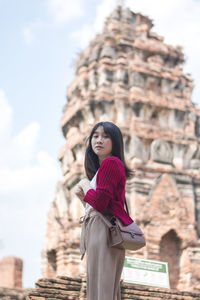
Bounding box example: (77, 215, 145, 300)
(0, 257, 23, 289)
(42, 6, 200, 290)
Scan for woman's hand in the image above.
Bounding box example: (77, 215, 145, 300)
(75, 185, 85, 201)
(78, 178, 91, 195)
(75, 178, 91, 206)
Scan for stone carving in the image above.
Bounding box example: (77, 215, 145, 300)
(61, 149, 74, 175)
(127, 136, 149, 162)
(100, 42, 116, 59)
(42, 5, 200, 291)
(88, 70, 98, 90)
(168, 109, 186, 128)
(88, 46, 99, 63)
(173, 143, 198, 169)
(110, 6, 120, 21)
(195, 117, 200, 137)
(132, 71, 146, 88)
(158, 109, 170, 128)
(147, 54, 164, 65)
(122, 7, 136, 24)
(146, 75, 160, 92)
(190, 159, 200, 169)
(151, 139, 173, 164)
(115, 69, 129, 84)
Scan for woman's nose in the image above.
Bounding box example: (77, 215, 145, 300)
(97, 136, 103, 143)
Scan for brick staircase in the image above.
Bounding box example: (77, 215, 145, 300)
(26, 276, 200, 300)
(0, 287, 29, 299)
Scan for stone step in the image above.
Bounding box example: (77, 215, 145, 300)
(26, 276, 200, 300)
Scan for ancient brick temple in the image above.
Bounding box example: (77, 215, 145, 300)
(0, 257, 23, 289)
(42, 6, 200, 291)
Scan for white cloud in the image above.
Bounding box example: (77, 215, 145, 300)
(70, 24, 95, 49)
(94, 0, 116, 32)
(126, 0, 181, 20)
(22, 27, 35, 44)
(0, 90, 61, 287)
(13, 122, 40, 165)
(22, 0, 86, 45)
(125, 0, 200, 46)
(0, 89, 13, 137)
(0, 90, 60, 194)
(0, 151, 60, 193)
(47, 0, 85, 24)
(70, 0, 116, 48)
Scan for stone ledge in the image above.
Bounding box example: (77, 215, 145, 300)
(26, 276, 200, 300)
(0, 287, 30, 299)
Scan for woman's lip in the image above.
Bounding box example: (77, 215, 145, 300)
(95, 146, 103, 149)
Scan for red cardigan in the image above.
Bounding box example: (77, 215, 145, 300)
(83, 156, 133, 225)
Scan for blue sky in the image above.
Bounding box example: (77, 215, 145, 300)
(0, 0, 200, 289)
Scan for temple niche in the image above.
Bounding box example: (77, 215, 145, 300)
(42, 6, 200, 291)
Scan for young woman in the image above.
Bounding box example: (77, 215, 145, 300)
(75, 121, 134, 300)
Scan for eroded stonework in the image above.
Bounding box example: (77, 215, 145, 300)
(42, 6, 200, 291)
(27, 276, 200, 299)
(0, 257, 23, 289)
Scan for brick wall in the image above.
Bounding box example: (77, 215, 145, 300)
(0, 287, 28, 299)
(27, 276, 200, 299)
(0, 256, 23, 288)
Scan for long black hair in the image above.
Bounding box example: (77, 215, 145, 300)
(84, 121, 134, 180)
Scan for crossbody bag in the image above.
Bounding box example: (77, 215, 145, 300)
(97, 199, 146, 251)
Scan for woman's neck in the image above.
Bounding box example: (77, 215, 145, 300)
(98, 154, 112, 165)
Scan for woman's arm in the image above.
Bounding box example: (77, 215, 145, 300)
(75, 179, 90, 207)
(83, 157, 124, 212)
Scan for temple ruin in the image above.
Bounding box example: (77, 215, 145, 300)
(42, 6, 200, 291)
(0, 257, 23, 289)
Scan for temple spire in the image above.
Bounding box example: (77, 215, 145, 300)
(117, 0, 126, 7)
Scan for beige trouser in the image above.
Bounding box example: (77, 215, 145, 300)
(80, 210, 125, 300)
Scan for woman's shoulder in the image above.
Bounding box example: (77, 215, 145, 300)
(101, 156, 124, 170)
(97, 156, 126, 182)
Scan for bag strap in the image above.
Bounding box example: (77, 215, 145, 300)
(97, 212, 114, 229)
(98, 197, 130, 227)
(97, 198, 130, 230)
(97, 195, 130, 227)
(125, 197, 130, 216)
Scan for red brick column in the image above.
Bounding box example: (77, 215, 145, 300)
(0, 256, 23, 288)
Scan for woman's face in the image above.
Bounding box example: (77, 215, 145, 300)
(91, 126, 112, 162)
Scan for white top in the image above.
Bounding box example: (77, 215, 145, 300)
(85, 171, 98, 215)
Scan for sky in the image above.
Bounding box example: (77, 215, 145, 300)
(0, 0, 200, 289)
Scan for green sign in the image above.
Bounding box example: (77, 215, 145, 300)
(123, 256, 170, 289)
